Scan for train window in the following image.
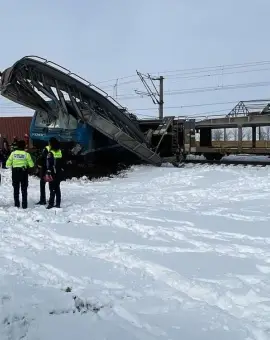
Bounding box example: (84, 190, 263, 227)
(34, 110, 78, 129)
(35, 111, 52, 127)
(55, 109, 78, 129)
(66, 114, 78, 129)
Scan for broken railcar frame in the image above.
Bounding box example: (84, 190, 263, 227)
(1, 56, 270, 165)
(0, 56, 163, 166)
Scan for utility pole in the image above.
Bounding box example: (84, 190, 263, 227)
(158, 76, 164, 119)
(113, 79, 118, 100)
(135, 71, 164, 119)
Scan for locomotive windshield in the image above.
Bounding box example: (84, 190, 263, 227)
(35, 109, 78, 130)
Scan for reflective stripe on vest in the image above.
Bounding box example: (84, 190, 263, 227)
(51, 150, 62, 159)
(11, 151, 30, 168)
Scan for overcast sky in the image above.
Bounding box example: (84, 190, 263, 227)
(1, 0, 270, 118)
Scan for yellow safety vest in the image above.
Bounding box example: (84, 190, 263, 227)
(50, 149, 62, 159)
(46, 146, 62, 159)
(6, 150, 34, 168)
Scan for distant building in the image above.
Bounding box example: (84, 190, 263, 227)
(0, 116, 33, 144)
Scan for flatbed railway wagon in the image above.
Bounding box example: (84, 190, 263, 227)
(191, 111, 270, 160)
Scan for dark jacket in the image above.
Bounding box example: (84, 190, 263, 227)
(11, 140, 18, 152)
(2, 139, 10, 157)
(37, 145, 66, 179)
(36, 146, 50, 177)
(46, 149, 64, 181)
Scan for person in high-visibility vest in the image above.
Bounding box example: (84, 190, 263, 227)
(36, 137, 57, 205)
(44, 138, 63, 209)
(6, 140, 34, 209)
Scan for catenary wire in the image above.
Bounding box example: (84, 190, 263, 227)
(95, 60, 270, 85)
(116, 81, 270, 100)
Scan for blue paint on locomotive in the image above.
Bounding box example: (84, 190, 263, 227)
(29, 109, 120, 156)
(29, 110, 94, 151)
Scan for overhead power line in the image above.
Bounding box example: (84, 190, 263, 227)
(99, 66, 270, 90)
(117, 80, 270, 100)
(3, 99, 270, 113)
(2, 96, 270, 118)
(130, 100, 240, 111)
(0, 99, 237, 111)
(153, 60, 270, 76)
(164, 66, 270, 81)
(95, 60, 270, 85)
(136, 108, 234, 118)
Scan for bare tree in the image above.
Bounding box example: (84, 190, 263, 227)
(224, 128, 229, 141)
(242, 128, 252, 141)
(261, 126, 270, 140)
(212, 129, 224, 141)
(229, 128, 238, 141)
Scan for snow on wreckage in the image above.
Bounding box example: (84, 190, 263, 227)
(2, 56, 270, 174)
(0, 55, 164, 171)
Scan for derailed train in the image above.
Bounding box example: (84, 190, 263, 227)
(26, 101, 270, 165)
(1, 56, 270, 173)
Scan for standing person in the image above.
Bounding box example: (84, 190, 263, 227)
(6, 140, 34, 209)
(1, 137, 10, 168)
(24, 134, 30, 150)
(36, 137, 58, 205)
(11, 136, 18, 152)
(44, 138, 63, 209)
(0, 149, 4, 182)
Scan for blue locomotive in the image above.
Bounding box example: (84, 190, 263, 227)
(29, 103, 125, 164)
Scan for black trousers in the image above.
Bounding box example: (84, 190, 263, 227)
(2, 158, 7, 169)
(12, 169, 28, 209)
(40, 177, 46, 203)
(48, 179, 61, 206)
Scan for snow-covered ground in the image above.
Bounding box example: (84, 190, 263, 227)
(1, 164, 270, 340)
(186, 154, 270, 162)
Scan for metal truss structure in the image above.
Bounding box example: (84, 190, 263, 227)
(227, 99, 270, 117)
(0, 56, 162, 166)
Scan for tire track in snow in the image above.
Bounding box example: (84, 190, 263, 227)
(1, 166, 270, 339)
(1, 212, 270, 336)
(92, 246, 270, 337)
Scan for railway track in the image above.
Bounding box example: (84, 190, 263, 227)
(178, 158, 270, 167)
